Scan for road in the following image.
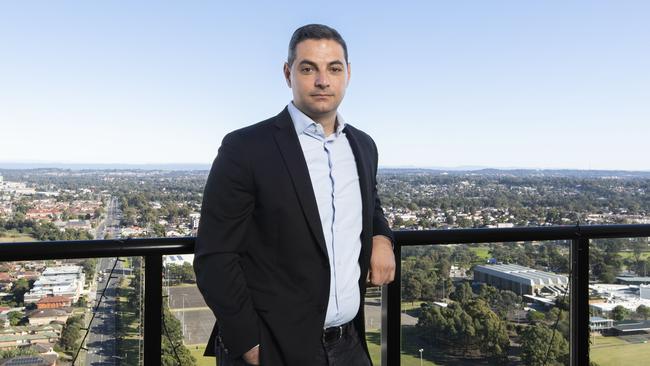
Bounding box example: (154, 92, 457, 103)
(85, 196, 128, 365)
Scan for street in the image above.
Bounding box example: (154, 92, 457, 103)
(85, 196, 129, 365)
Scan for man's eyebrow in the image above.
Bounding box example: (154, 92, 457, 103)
(298, 60, 318, 68)
(298, 60, 345, 68)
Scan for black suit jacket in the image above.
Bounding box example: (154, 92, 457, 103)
(194, 107, 394, 365)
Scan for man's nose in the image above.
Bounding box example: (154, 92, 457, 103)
(315, 72, 329, 88)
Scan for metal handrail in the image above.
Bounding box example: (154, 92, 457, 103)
(2, 224, 650, 366)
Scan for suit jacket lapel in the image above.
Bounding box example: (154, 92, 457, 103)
(272, 108, 328, 257)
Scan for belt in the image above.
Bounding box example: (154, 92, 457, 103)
(322, 321, 353, 344)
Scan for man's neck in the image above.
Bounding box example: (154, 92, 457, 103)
(292, 102, 338, 137)
(312, 114, 337, 137)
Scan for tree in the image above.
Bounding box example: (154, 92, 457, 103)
(7, 311, 23, 326)
(166, 263, 197, 285)
(636, 305, 650, 320)
(11, 278, 30, 306)
(612, 305, 629, 321)
(520, 323, 569, 366)
(463, 299, 510, 363)
(76, 295, 88, 308)
(162, 306, 196, 366)
(81, 258, 97, 281)
(59, 315, 84, 351)
(417, 299, 509, 363)
(0, 347, 38, 358)
(527, 310, 545, 323)
(450, 282, 473, 304)
(402, 271, 423, 304)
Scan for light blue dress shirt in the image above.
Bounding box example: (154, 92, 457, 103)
(287, 102, 363, 328)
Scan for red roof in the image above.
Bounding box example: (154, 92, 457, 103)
(37, 295, 72, 304)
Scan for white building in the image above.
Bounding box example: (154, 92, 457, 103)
(23, 266, 85, 304)
(474, 264, 568, 295)
(589, 283, 650, 315)
(190, 213, 201, 229)
(641, 284, 650, 300)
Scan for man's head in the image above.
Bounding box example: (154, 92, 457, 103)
(284, 24, 351, 121)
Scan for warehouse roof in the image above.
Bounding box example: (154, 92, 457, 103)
(474, 264, 568, 287)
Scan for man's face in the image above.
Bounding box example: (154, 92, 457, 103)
(284, 39, 351, 119)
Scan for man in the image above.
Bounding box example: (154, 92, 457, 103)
(194, 24, 395, 366)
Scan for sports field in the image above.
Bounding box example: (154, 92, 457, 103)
(189, 345, 213, 366)
(591, 334, 650, 365)
(0, 231, 34, 242)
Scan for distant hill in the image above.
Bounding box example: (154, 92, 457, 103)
(379, 168, 650, 179)
(0, 162, 211, 171)
(1, 162, 650, 179)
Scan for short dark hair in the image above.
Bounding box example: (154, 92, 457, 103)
(287, 24, 348, 66)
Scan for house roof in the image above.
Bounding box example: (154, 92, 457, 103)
(0, 354, 57, 366)
(27, 308, 71, 318)
(36, 295, 72, 304)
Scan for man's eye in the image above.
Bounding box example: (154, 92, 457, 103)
(330, 68, 343, 73)
(301, 67, 313, 73)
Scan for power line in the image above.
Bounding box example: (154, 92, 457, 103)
(72, 257, 123, 365)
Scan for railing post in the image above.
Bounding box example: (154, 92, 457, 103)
(571, 237, 589, 366)
(381, 243, 401, 366)
(144, 255, 163, 366)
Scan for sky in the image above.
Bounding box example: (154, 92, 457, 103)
(1, 1, 649, 170)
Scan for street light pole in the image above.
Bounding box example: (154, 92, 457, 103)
(182, 293, 187, 337)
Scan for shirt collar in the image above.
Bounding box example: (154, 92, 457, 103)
(287, 102, 346, 138)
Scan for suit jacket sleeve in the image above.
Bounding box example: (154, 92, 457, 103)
(193, 131, 260, 358)
(370, 138, 395, 244)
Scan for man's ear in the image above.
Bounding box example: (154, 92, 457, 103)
(283, 62, 291, 87)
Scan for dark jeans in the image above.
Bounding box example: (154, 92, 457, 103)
(313, 322, 372, 366)
(216, 323, 371, 366)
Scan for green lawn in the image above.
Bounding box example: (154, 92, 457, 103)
(468, 246, 491, 260)
(187, 331, 439, 366)
(366, 329, 439, 366)
(591, 335, 650, 366)
(189, 345, 214, 366)
(0, 231, 34, 242)
(115, 277, 142, 366)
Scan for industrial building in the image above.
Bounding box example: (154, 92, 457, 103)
(589, 283, 650, 315)
(473, 264, 568, 295)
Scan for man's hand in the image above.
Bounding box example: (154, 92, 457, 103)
(368, 235, 395, 286)
(242, 344, 260, 365)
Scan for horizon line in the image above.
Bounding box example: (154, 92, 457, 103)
(0, 161, 649, 173)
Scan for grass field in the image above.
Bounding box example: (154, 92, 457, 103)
(591, 335, 650, 365)
(189, 345, 213, 366)
(468, 246, 491, 260)
(0, 231, 34, 242)
(186, 331, 440, 366)
(366, 329, 439, 366)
